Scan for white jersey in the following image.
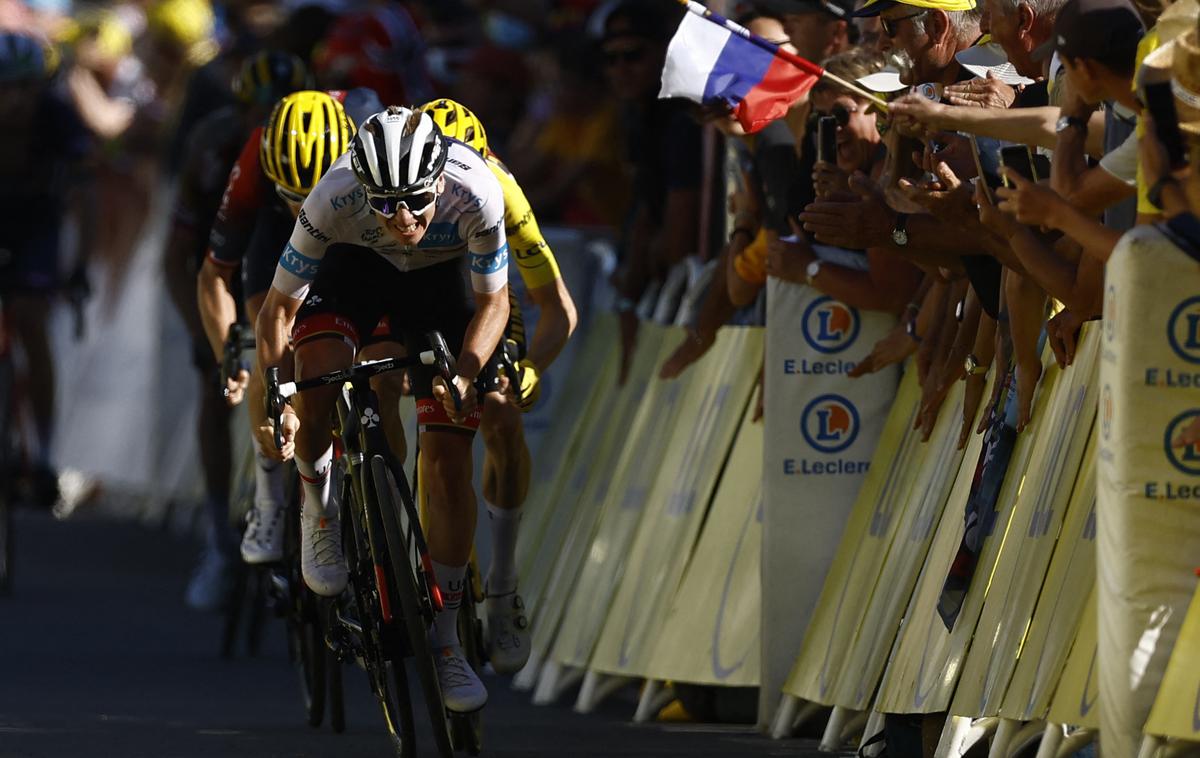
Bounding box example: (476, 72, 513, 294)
(271, 139, 509, 299)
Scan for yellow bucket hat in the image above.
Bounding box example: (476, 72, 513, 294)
(852, 0, 976, 18)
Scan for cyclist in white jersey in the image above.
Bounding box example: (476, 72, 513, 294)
(254, 106, 509, 712)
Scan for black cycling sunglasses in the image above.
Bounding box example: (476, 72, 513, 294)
(880, 9, 926, 37)
(366, 190, 438, 219)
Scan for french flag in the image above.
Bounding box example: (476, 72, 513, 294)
(660, 3, 824, 133)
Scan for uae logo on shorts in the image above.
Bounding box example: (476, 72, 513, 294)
(801, 394, 860, 454)
(802, 296, 860, 354)
(1164, 410, 1200, 476)
(1167, 295, 1200, 364)
(1100, 385, 1114, 441)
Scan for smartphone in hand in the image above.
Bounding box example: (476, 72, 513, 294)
(999, 144, 1037, 187)
(817, 116, 838, 165)
(969, 134, 1003, 202)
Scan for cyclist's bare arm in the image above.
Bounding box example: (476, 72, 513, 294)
(526, 277, 577, 371)
(256, 285, 302, 382)
(197, 256, 240, 361)
(459, 286, 510, 383)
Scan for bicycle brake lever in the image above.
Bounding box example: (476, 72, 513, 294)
(424, 330, 462, 413)
(266, 366, 284, 450)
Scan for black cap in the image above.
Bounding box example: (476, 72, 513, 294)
(1033, 0, 1145, 71)
(758, 0, 856, 20)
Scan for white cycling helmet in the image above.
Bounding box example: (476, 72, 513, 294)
(350, 105, 447, 196)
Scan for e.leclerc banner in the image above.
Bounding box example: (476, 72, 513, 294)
(759, 277, 897, 726)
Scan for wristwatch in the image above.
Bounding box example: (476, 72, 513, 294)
(905, 317, 922, 343)
(1055, 115, 1088, 134)
(964, 353, 989, 376)
(805, 259, 822, 286)
(892, 213, 910, 247)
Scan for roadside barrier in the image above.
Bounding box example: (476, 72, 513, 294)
(511, 254, 1197, 758)
(1098, 236, 1200, 757)
(642, 401, 763, 693)
(760, 279, 899, 725)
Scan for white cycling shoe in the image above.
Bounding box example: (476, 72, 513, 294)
(485, 588, 531, 674)
(240, 499, 285, 564)
(435, 645, 488, 713)
(300, 511, 348, 596)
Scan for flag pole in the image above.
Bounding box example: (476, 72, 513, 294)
(674, 0, 890, 110)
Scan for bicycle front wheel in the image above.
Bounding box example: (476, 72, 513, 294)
(370, 455, 454, 758)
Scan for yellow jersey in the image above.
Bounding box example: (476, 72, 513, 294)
(485, 151, 562, 291)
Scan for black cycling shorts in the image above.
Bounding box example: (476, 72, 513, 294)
(292, 245, 483, 433)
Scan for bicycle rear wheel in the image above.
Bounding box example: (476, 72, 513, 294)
(370, 455, 454, 758)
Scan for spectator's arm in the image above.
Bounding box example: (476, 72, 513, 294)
(1005, 269, 1047, 431)
(727, 229, 767, 307)
(888, 95, 1106, 156)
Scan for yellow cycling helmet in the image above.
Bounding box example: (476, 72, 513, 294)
(419, 98, 488, 154)
(261, 90, 355, 197)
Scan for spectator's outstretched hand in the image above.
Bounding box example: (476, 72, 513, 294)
(899, 160, 973, 224)
(659, 329, 713, 380)
(995, 168, 1068, 229)
(848, 320, 917, 378)
(800, 173, 892, 249)
(888, 94, 942, 139)
(812, 160, 851, 200)
(1046, 308, 1083, 368)
(960, 370, 987, 450)
(975, 180, 1021, 240)
(943, 72, 1016, 110)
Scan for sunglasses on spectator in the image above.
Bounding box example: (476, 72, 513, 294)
(816, 102, 862, 128)
(275, 184, 307, 205)
(880, 10, 926, 37)
(366, 190, 438, 219)
(604, 47, 647, 65)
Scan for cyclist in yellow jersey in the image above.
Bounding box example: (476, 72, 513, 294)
(420, 99, 578, 674)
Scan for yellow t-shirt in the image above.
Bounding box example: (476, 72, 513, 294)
(733, 228, 770, 286)
(484, 152, 562, 290)
(1134, 26, 1162, 216)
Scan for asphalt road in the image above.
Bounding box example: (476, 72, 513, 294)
(0, 508, 842, 758)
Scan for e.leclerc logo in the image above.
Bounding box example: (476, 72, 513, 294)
(802, 394, 860, 453)
(785, 394, 867, 476)
(1167, 296, 1200, 364)
(1163, 411, 1200, 478)
(802, 297, 860, 354)
(1145, 411, 1200, 500)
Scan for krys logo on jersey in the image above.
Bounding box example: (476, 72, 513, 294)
(1142, 295, 1200, 389)
(785, 394, 869, 476)
(782, 297, 861, 377)
(1144, 410, 1200, 501)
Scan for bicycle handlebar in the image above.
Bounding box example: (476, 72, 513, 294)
(263, 330, 455, 451)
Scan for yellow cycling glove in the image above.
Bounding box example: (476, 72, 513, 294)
(515, 359, 540, 412)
